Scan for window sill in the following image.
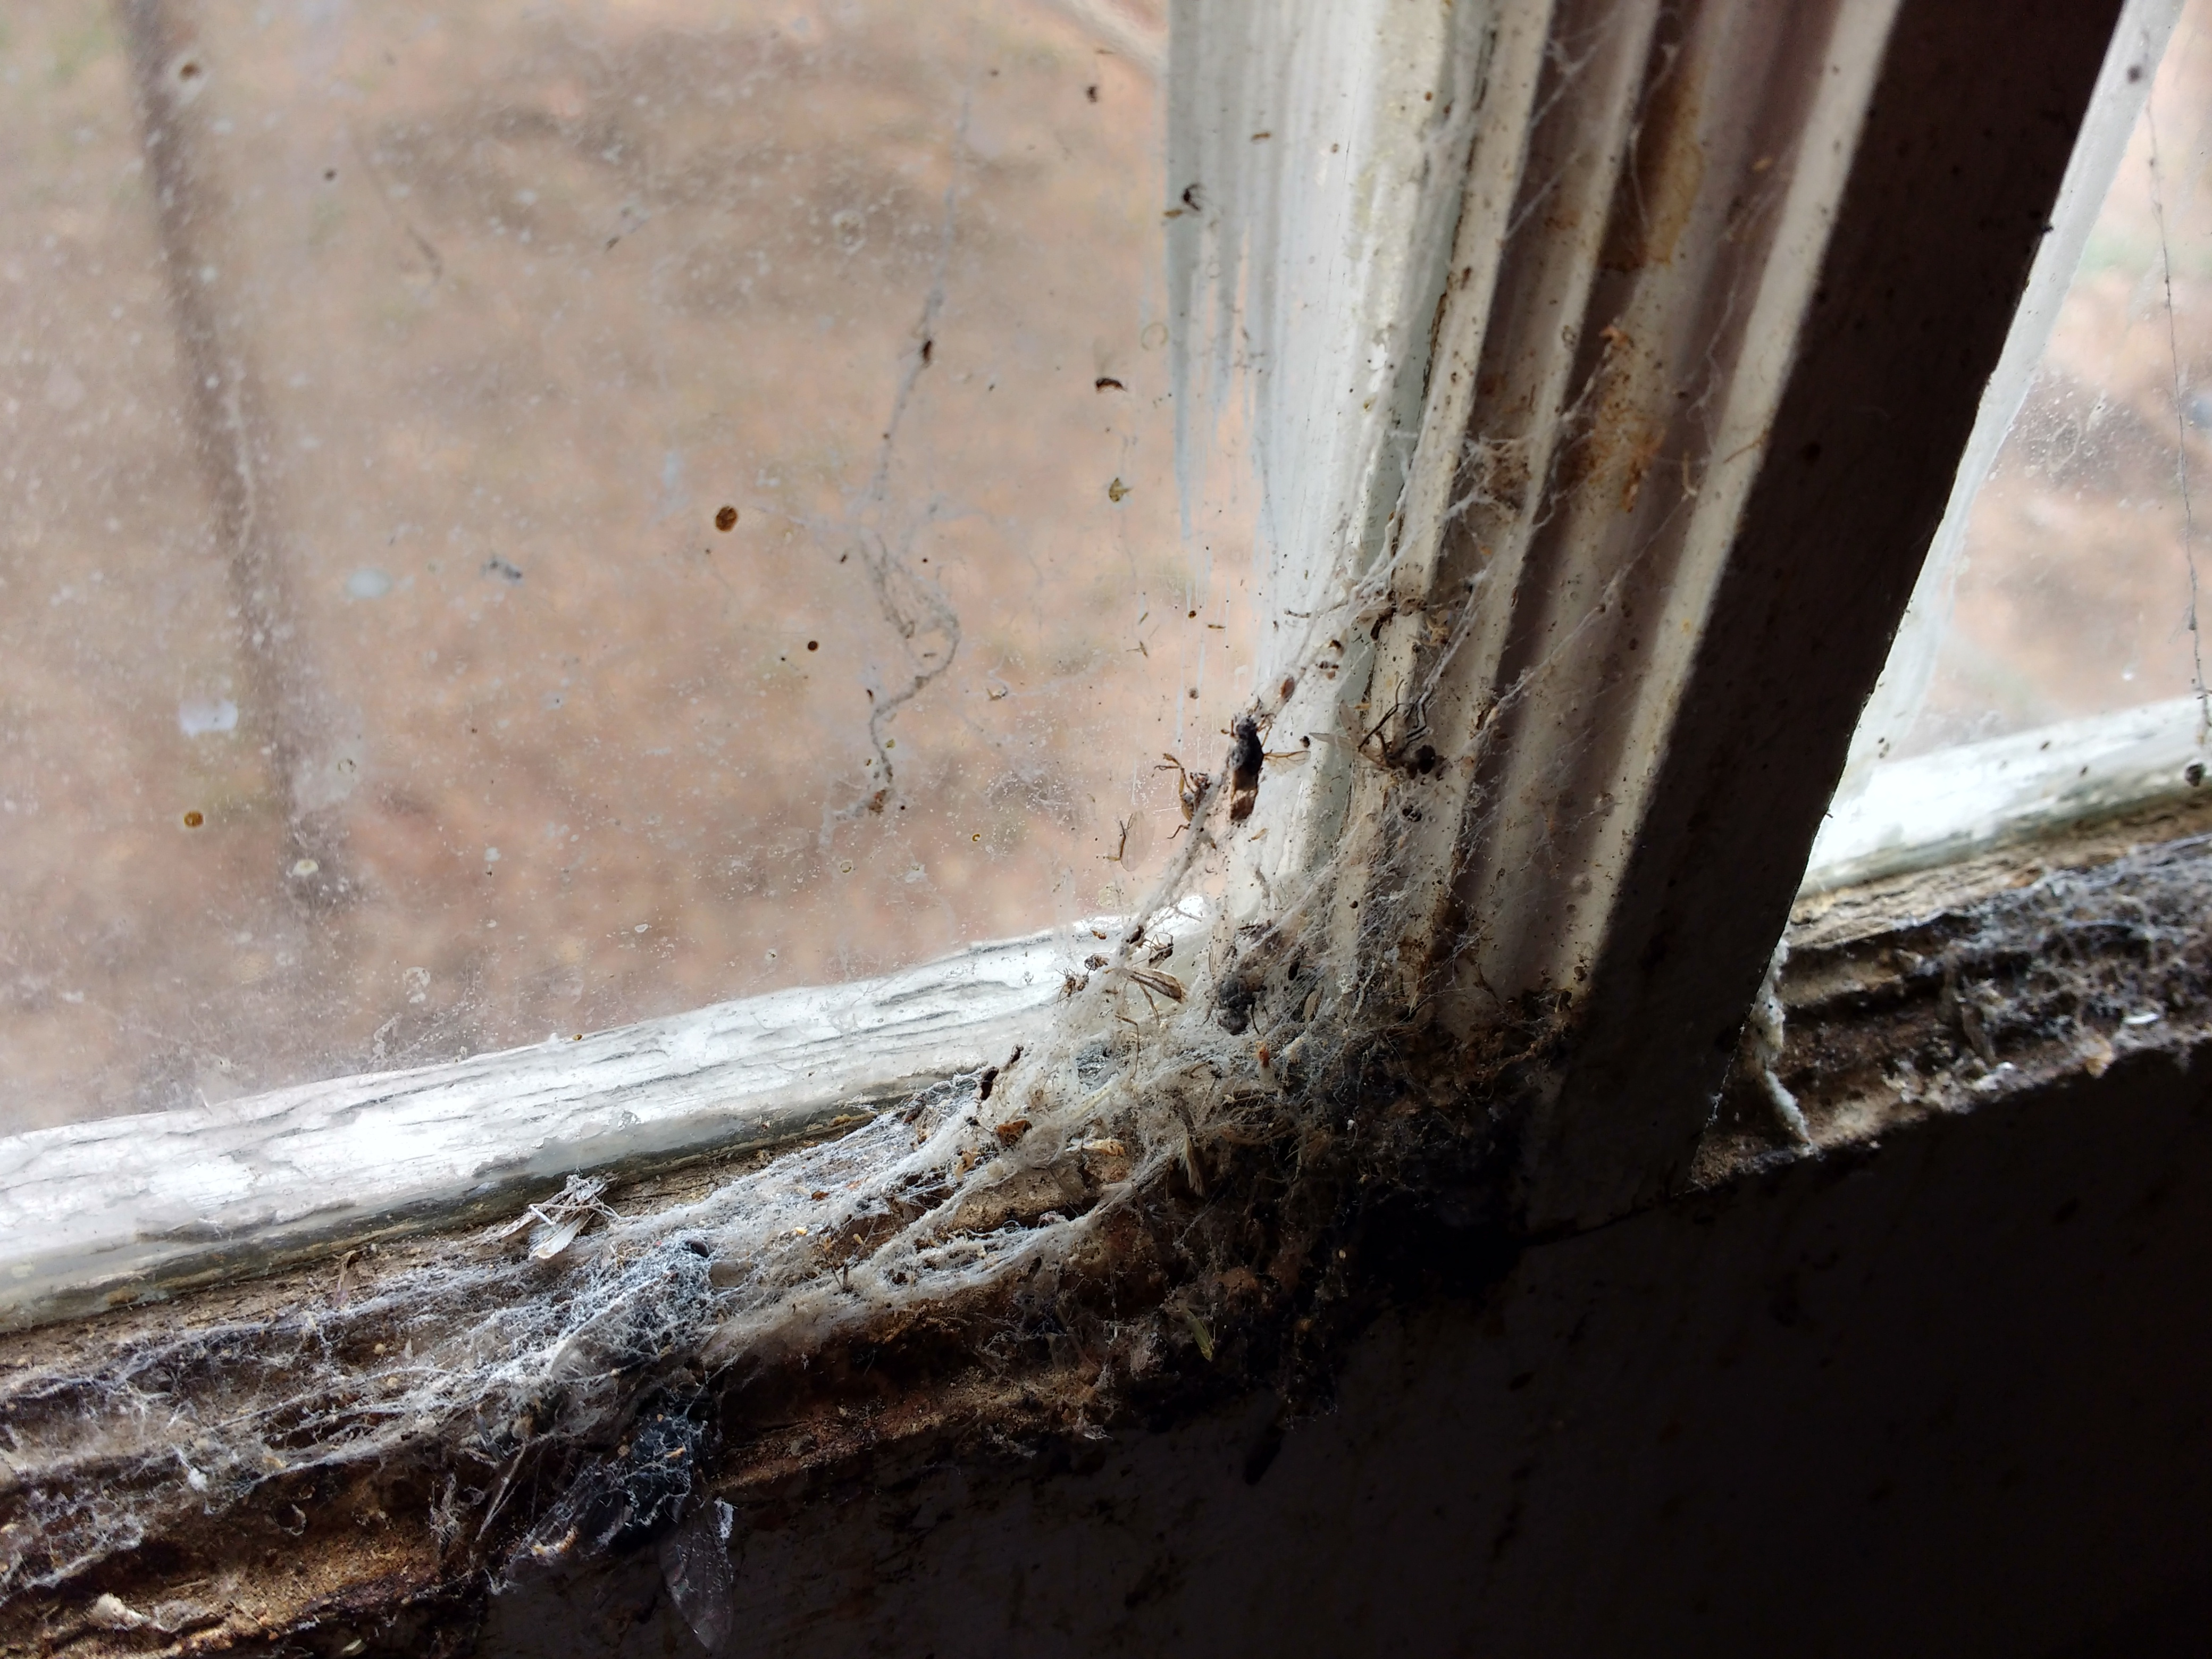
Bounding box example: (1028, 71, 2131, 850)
(1699, 795, 2212, 1184)
(2, 820, 2205, 1652)
(1803, 698, 2212, 895)
(0, 904, 1204, 1335)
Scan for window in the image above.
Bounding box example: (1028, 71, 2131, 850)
(1811, 0, 2212, 892)
(2, 0, 1227, 1137)
(0, 0, 2163, 1638)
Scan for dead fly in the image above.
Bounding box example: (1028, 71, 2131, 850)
(493, 1174, 620, 1261)
(1227, 714, 1263, 822)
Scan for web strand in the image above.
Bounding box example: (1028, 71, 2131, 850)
(2146, 93, 2211, 744)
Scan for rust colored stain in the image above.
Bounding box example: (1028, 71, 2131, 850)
(1602, 62, 1707, 273)
(1558, 322, 1669, 515)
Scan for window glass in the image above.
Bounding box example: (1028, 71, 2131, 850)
(1, 0, 1249, 1131)
(1809, 0, 2212, 891)
(1878, 0, 2210, 757)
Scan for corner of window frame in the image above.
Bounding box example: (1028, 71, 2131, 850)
(4, 0, 2200, 1635)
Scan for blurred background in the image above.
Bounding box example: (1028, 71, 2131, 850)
(0, 0, 1267, 1131)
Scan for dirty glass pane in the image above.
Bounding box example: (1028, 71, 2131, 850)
(1, 0, 1256, 1131)
(1884, 0, 2212, 757)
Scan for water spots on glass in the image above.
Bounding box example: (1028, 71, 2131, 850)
(177, 697, 238, 737)
(345, 567, 393, 599)
(44, 364, 85, 410)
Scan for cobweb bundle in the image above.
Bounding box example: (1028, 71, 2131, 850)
(0, 713, 1407, 1607)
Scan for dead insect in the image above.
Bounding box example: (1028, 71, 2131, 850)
(1147, 937, 1176, 965)
(1157, 753, 1212, 833)
(1358, 699, 1442, 775)
(1125, 966, 1186, 1002)
(994, 1118, 1032, 1145)
(1228, 714, 1263, 822)
(714, 505, 738, 532)
(493, 1174, 619, 1261)
(1095, 376, 1126, 392)
(1061, 970, 1090, 998)
(1085, 953, 1110, 970)
(977, 1064, 1000, 1102)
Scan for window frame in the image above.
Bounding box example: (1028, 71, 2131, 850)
(2, 0, 2185, 1641)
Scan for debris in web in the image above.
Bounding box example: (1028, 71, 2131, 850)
(491, 1174, 624, 1262)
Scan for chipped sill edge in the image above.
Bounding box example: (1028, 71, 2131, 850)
(0, 903, 1206, 1335)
